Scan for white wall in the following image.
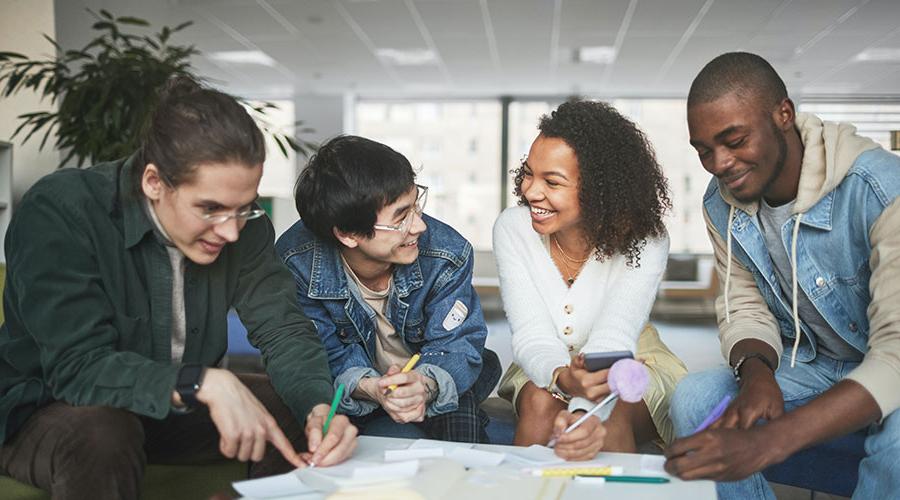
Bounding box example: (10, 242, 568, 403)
(270, 94, 346, 240)
(0, 0, 59, 203)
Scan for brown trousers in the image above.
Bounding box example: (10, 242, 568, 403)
(0, 373, 306, 500)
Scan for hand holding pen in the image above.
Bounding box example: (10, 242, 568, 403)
(302, 383, 358, 468)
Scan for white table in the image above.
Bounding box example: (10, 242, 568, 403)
(242, 435, 716, 499)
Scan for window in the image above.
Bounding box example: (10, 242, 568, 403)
(356, 101, 502, 250)
(798, 102, 900, 153)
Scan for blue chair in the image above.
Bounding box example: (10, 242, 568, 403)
(226, 309, 259, 356)
(762, 430, 866, 497)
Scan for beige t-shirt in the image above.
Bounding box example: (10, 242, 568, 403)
(341, 258, 412, 373)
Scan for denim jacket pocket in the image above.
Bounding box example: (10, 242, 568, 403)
(403, 317, 426, 344)
(334, 320, 359, 345)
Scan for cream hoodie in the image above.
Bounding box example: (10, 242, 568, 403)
(706, 112, 900, 416)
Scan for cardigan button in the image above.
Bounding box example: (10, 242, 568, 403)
(563, 326, 573, 335)
(564, 304, 573, 314)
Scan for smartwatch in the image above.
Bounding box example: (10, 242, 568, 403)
(175, 364, 206, 411)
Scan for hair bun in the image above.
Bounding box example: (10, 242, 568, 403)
(160, 75, 202, 101)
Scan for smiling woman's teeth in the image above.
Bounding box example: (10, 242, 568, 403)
(531, 207, 554, 215)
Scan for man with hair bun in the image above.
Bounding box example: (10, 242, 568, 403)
(0, 77, 357, 499)
(666, 52, 900, 499)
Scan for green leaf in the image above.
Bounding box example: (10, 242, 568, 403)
(173, 21, 194, 32)
(42, 34, 61, 51)
(92, 21, 116, 32)
(99, 9, 114, 20)
(116, 16, 150, 26)
(0, 51, 28, 61)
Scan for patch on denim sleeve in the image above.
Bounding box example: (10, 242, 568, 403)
(442, 300, 468, 330)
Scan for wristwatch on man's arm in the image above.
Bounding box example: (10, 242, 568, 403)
(173, 364, 207, 412)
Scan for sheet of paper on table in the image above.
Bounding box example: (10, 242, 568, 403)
(641, 454, 667, 474)
(232, 471, 313, 499)
(385, 439, 505, 467)
(504, 444, 566, 466)
(298, 459, 420, 493)
(408, 438, 474, 451)
(233, 460, 420, 498)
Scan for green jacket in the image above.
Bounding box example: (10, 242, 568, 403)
(0, 155, 333, 443)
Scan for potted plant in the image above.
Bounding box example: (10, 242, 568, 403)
(0, 9, 312, 167)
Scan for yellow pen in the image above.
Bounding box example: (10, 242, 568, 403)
(530, 466, 623, 477)
(384, 353, 420, 395)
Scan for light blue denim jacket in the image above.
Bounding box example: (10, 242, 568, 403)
(276, 214, 488, 417)
(705, 146, 900, 360)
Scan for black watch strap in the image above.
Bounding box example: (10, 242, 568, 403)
(733, 353, 775, 384)
(175, 364, 206, 410)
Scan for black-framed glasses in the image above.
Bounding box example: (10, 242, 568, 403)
(372, 184, 428, 234)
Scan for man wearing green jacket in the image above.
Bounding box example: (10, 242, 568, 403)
(0, 77, 357, 499)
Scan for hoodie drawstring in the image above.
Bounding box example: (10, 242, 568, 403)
(722, 205, 804, 368)
(724, 205, 735, 324)
(789, 213, 803, 368)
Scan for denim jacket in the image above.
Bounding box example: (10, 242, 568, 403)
(705, 146, 900, 359)
(276, 214, 488, 417)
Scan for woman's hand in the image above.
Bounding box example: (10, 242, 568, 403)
(557, 355, 612, 401)
(550, 410, 606, 461)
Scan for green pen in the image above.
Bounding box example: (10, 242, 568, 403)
(322, 383, 345, 436)
(578, 475, 669, 484)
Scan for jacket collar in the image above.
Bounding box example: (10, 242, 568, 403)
(307, 238, 425, 300)
(119, 152, 157, 249)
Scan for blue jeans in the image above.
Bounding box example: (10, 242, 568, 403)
(669, 352, 900, 499)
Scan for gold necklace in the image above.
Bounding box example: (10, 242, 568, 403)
(553, 234, 590, 264)
(551, 238, 587, 286)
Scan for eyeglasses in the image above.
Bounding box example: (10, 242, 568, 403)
(372, 184, 428, 234)
(193, 207, 267, 225)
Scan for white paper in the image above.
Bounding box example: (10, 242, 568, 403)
(384, 447, 445, 461)
(408, 438, 474, 452)
(351, 459, 419, 480)
(505, 444, 565, 466)
(447, 447, 506, 467)
(232, 471, 313, 498)
(640, 454, 667, 474)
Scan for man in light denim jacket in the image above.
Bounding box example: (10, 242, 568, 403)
(665, 52, 900, 498)
(276, 135, 501, 443)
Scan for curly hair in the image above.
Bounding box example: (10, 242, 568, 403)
(512, 99, 672, 267)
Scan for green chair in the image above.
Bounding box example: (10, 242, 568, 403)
(0, 461, 246, 500)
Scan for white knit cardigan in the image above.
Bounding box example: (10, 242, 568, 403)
(493, 206, 669, 390)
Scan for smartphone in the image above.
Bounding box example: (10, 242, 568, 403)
(583, 350, 634, 372)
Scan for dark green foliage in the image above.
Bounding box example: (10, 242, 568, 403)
(0, 9, 314, 167)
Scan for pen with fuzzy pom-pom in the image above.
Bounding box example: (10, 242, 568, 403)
(547, 358, 649, 448)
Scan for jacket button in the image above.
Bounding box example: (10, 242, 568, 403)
(563, 326, 573, 335)
(849, 322, 858, 332)
(338, 329, 347, 338)
(564, 304, 573, 314)
(815, 277, 826, 287)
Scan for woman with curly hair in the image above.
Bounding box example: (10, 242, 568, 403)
(494, 99, 688, 458)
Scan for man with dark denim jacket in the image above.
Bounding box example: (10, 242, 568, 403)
(276, 135, 501, 443)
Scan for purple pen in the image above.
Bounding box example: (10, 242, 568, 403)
(693, 394, 733, 433)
